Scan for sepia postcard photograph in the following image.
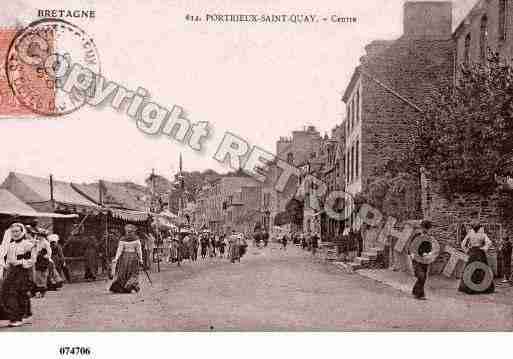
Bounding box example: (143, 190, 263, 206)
(0, 0, 512, 352)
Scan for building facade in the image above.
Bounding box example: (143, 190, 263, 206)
(194, 175, 261, 233)
(342, 1, 454, 235)
(454, 0, 513, 74)
(261, 126, 324, 233)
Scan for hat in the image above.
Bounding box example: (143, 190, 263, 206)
(26, 225, 42, 235)
(125, 224, 137, 232)
(48, 234, 59, 243)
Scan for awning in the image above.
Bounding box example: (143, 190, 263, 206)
(110, 208, 149, 222)
(155, 210, 178, 219)
(0, 189, 78, 219)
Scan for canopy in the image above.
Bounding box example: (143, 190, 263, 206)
(110, 208, 149, 222)
(156, 210, 179, 219)
(0, 189, 78, 218)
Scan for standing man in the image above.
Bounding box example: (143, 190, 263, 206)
(410, 220, 434, 300)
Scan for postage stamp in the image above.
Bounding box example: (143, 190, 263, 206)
(3, 19, 100, 117)
(0, 28, 37, 117)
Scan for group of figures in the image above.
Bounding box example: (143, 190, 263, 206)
(410, 221, 511, 300)
(0, 221, 151, 327)
(0, 222, 69, 327)
(160, 228, 249, 265)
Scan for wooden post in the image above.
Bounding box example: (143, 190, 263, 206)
(49, 174, 55, 210)
(99, 179, 103, 205)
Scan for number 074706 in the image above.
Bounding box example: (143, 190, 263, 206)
(59, 347, 91, 356)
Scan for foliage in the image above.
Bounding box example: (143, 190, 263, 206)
(416, 54, 513, 196)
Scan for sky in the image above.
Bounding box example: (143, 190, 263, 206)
(0, 0, 476, 185)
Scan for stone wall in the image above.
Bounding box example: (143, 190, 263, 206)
(421, 172, 513, 276)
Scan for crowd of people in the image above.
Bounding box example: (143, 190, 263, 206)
(160, 228, 250, 265)
(0, 220, 151, 327)
(4, 215, 509, 327)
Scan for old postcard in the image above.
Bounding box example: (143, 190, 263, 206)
(0, 0, 512, 348)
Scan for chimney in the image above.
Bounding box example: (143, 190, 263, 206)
(364, 40, 392, 57)
(403, 1, 452, 40)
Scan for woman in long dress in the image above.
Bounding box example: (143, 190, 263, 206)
(83, 236, 98, 282)
(0, 223, 36, 326)
(458, 223, 495, 294)
(109, 224, 143, 294)
(32, 230, 52, 298)
(47, 234, 65, 290)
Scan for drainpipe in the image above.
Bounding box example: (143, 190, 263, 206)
(359, 69, 424, 114)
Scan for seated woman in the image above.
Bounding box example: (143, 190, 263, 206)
(458, 223, 495, 295)
(109, 225, 143, 294)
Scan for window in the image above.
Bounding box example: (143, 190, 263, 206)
(287, 152, 294, 164)
(346, 106, 350, 133)
(345, 152, 348, 183)
(464, 33, 471, 65)
(355, 88, 360, 123)
(350, 145, 355, 182)
(347, 102, 353, 133)
(499, 0, 507, 42)
(346, 151, 350, 183)
(480, 15, 488, 62)
(355, 139, 359, 179)
(351, 99, 355, 129)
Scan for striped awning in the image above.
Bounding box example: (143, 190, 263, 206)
(110, 208, 149, 222)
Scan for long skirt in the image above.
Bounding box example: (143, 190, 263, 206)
(84, 248, 98, 280)
(458, 247, 495, 295)
(109, 252, 140, 294)
(47, 262, 64, 291)
(33, 268, 49, 293)
(230, 244, 240, 262)
(1, 266, 32, 322)
(169, 244, 178, 262)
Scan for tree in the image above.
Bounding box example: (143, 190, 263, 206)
(416, 53, 513, 196)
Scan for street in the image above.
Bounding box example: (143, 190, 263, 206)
(6, 244, 513, 331)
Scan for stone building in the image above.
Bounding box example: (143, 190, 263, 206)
(341, 1, 454, 237)
(319, 126, 345, 241)
(418, 0, 513, 274)
(454, 0, 513, 76)
(194, 175, 261, 233)
(260, 126, 324, 233)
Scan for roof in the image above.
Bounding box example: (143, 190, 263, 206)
(1, 172, 97, 207)
(342, 66, 362, 103)
(0, 189, 77, 218)
(0, 188, 38, 215)
(452, 0, 482, 38)
(73, 181, 148, 210)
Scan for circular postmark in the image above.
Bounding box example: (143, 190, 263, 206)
(5, 18, 100, 116)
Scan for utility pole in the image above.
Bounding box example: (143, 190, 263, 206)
(49, 174, 55, 210)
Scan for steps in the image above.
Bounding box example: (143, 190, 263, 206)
(323, 243, 385, 271)
(345, 247, 384, 271)
(334, 261, 360, 273)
